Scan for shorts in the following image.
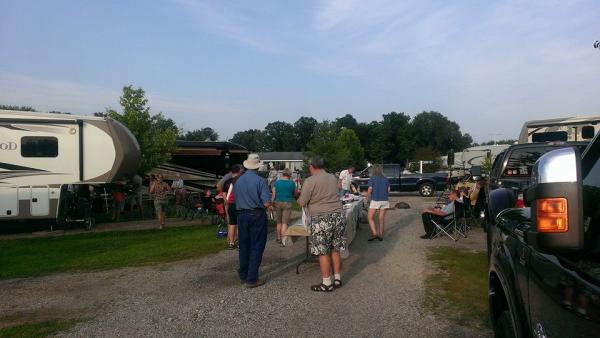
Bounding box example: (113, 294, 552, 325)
(154, 200, 167, 213)
(228, 204, 237, 225)
(114, 199, 125, 212)
(274, 201, 292, 224)
(131, 192, 143, 206)
(369, 200, 390, 209)
(309, 212, 346, 256)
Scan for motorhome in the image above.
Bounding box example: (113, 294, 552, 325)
(0, 110, 140, 222)
(453, 144, 510, 169)
(518, 115, 600, 143)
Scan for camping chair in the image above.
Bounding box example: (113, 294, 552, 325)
(453, 200, 468, 239)
(431, 202, 457, 241)
(183, 192, 202, 220)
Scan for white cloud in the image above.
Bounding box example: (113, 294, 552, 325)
(173, 0, 288, 54)
(0, 71, 246, 137)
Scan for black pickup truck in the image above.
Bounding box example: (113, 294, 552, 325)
(352, 164, 449, 197)
(486, 134, 600, 337)
(486, 141, 589, 213)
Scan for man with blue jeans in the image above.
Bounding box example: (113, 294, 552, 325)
(233, 153, 272, 288)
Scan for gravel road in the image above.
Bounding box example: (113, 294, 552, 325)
(0, 195, 491, 337)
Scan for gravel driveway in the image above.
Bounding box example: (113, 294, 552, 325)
(0, 195, 491, 337)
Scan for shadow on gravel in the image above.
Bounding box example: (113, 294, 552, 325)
(342, 211, 417, 284)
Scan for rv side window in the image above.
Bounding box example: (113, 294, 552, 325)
(21, 137, 58, 158)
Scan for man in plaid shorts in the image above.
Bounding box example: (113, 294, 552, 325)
(298, 157, 346, 292)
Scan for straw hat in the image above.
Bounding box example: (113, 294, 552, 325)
(243, 153, 261, 170)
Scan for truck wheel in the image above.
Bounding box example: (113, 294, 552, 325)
(418, 183, 434, 197)
(496, 311, 517, 338)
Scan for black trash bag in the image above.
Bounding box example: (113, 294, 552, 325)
(395, 202, 411, 209)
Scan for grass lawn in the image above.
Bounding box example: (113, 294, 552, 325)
(0, 319, 81, 338)
(0, 225, 225, 280)
(424, 247, 490, 329)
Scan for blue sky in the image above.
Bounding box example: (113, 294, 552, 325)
(1, 0, 599, 142)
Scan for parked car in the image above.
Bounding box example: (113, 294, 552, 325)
(485, 141, 589, 221)
(486, 134, 600, 337)
(352, 164, 449, 197)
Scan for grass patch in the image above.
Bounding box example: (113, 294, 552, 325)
(0, 225, 225, 280)
(0, 319, 80, 338)
(424, 247, 490, 329)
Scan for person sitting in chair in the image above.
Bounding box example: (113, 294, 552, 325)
(420, 190, 458, 239)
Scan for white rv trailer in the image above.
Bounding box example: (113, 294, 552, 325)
(0, 110, 140, 221)
(518, 115, 600, 144)
(453, 144, 510, 169)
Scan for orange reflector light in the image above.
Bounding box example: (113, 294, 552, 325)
(536, 198, 568, 233)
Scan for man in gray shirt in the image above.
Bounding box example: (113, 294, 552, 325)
(298, 157, 346, 292)
(421, 190, 457, 239)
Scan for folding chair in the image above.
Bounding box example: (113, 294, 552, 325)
(431, 202, 457, 241)
(453, 200, 468, 239)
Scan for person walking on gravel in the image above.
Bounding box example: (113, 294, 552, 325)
(233, 154, 272, 288)
(272, 168, 297, 246)
(222, 164, 243, 250)
(298, 157, 346, 292)
(366, 164, 390, 241)
(150, 174, 171, 229)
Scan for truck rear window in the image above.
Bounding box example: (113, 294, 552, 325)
(502, 145, 588, 178)
(502, 148, 547, 177)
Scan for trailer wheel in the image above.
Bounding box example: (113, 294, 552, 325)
(85, 216, 95, 231)
(418, 182, 434, 197)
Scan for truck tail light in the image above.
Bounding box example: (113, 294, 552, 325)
(536, 198, 568, 233)
(515, 192, 525, 208)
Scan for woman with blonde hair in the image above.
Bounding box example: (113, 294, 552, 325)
(367, 165, 390, 241)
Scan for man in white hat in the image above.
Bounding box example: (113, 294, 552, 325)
(232, 153, 272, 288)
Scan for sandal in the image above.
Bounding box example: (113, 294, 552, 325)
(333, 279, 343, 288)
(368, 235, 378, 241)
(311, 283, 333, 292)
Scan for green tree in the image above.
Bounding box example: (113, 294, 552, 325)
(336, 128, 365, 169)
(230, 129, 267, 152)
(410, 111, 472, 155)
(474, 139, 516, 146)
(368, 112, 413, 164)
(306, 123, 365, 171)
(263, 121, 296, 151)
(0, 104, 36, 111)
(181, 128, 219, 141)
(335, 114, 359, 131)
(106, 85, 178, 174)
(293, 116, 318, 151)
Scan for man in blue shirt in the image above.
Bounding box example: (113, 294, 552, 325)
(233, 153, 272, 288)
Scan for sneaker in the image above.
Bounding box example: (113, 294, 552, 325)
(245, 279, 265, 288)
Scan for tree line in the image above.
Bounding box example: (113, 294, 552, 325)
(3, 85, 476, 173)
(230, 112, 473, 171)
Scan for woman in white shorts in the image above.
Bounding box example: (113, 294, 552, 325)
(367, 165, 391, 241)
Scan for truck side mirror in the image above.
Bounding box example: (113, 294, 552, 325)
(526, 147, 584, 251)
